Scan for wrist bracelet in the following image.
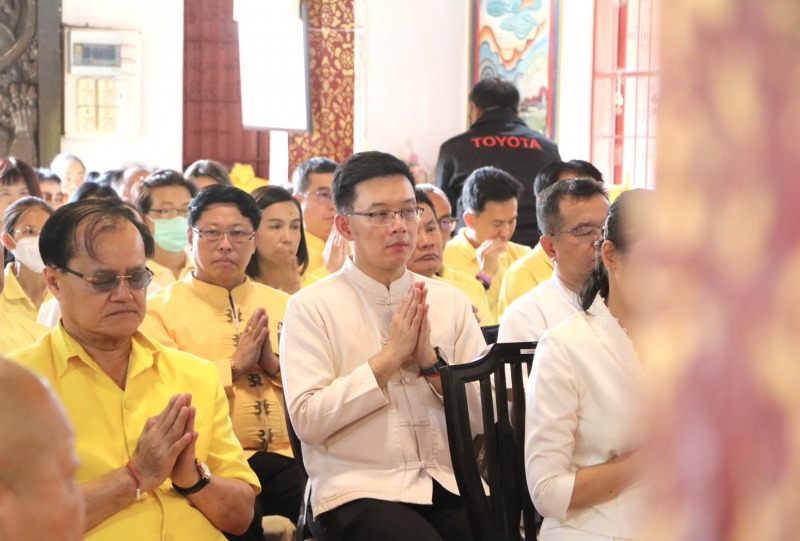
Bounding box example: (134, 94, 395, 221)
(230, 358, 240, 381)
(476, 272, 492, 290)
(126, 461, 142, 501)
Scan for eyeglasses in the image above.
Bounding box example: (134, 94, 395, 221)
(551, 224, 604, 240)
(301, 188, 333, 204)
(13, 225, 41, 238)
(346, 207, 423, 226)
(42, 192, 67, 204)
(192, 228, 256, 243)
(438, 217, 457, 232)
(149, 208, 190, 219)
(55, 266, 154, 293)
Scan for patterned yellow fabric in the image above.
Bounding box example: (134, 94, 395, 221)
(141, 274, 291, 459)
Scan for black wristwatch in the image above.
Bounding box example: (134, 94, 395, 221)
(173, 459, 211, 496)
(418, 347, 448, 378)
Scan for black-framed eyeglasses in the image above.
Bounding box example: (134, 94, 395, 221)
(191, 228, 256, 243)
(301, 188, 333, 204)
(346, 207, 423, 226)
(438, 217, 457, 232)
(551, 224, 603, 240)
(149, 208, 190, 219)
(55, 266, 154, 293)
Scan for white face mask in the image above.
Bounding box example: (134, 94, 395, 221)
(11, 236, 45, 273)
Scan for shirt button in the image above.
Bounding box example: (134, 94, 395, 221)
(403, 377, 410, 384)
(123, 399, 134, 409)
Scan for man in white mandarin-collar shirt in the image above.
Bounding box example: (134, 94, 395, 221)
(280, 151, 485, 541)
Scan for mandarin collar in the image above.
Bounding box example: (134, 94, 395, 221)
(342, 258, 413, 303)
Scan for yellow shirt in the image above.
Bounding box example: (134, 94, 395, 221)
(305, 231, 326, 274)
(0, 309, 48, 354)
(437, 266, 496, 326)
(10, 325, 258, 541)
(0, 263, 53, 322)
(148, 255, 195, 289)
(497, 243, 554, 318)
(141, 274, 291, 458)
(442, 229, 531, 321)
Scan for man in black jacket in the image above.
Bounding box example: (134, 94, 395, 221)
(435, 77, 561, 247)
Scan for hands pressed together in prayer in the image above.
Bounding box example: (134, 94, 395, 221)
(130, 394, 199, 492)
(369, 282, 438, 389)
(231, 307, 280, 377)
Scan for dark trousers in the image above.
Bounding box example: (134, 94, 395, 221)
(317, 480, 474, 541)
(225, 452, 303, 541)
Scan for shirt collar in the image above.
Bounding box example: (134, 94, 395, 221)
(50, 322, 160, 380)
(342, 257, 413, 302)
(3, 263, 28, 301)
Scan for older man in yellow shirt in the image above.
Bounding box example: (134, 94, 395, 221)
(10, 199, 258, 541)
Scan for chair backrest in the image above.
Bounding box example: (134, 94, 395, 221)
(440, 341, 538, 541)
(481, 324, 500, 345)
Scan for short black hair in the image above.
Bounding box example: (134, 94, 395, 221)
(332, 151, 414, 214)
(460, 166, 523, 215)
(537, 178, 609, 236)
(246, 185, 309, 278)
(469, 77, 520, 112)
(184, 159, 231, 186)
(39, 199, 155, 269)
(135, 170, 198, 215)
(533, 159, 604, 198)
(188, 184, 261, 230)
(292, 157, 338, 194)
(68, 182, 120, 203)
(414, 187, 436, 218)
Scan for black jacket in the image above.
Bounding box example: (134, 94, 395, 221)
(435, 108, 561, 247)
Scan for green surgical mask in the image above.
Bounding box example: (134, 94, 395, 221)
(153, 217, 189, 253)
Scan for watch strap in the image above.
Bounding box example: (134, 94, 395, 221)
(173, 459, 211, 496)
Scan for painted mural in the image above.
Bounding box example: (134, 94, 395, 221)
(472, 0, 558, 138)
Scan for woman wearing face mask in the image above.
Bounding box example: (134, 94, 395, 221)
(0, 197, 54, 321)
(245, 186, 310, 294)
(135, 170, 197, 287)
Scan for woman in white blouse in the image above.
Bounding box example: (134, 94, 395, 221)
(524, 189, 651, 540)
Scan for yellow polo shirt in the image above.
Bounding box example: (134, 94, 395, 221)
(442, 229, 531, 321)
(141, 274, 291, 459)
(437, 266, 496, 326)
(10, 325, 258, 541)
(497, 243, 554, 318)
(0, 309, 48, 354)
(0, 263, 53, 322)
(305, 231, 326, 274)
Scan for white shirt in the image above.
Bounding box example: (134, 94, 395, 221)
(280, 258, 486, 516)
(498, 273, 580, 343)
(525, 295, 645, 539)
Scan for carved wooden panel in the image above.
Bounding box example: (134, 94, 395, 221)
(183, 0, 270, 177)
(0, 0, 38, 165)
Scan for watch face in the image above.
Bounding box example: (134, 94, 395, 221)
(197, 460, 211, 480)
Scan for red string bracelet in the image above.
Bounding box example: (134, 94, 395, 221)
(126, 462, 142, 501)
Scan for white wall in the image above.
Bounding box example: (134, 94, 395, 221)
(361, 0, 594, 177)
(556, 0, 595, 162)
(60, 0, 184, 172)
(361, 0, 470, 178)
